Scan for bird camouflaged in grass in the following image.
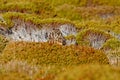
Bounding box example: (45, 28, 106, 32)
(0, 15, 6, 25)
(48, 28, 66, 45)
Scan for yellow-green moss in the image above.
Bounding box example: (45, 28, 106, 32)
(76, 28, 111, 46)
(102, 38, 120, 58)
(103, 38, 120, 50)
(65, 35, 76, 40)
(1, 12, 75, 29)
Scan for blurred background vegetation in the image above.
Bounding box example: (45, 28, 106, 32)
(0, 0, 120, 80)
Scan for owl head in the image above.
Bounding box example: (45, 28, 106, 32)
(0, 16, 6, 25)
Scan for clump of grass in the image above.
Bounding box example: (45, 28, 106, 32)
(102, 38, 120, 57)
(1, 12, 75, 29)
(0, 41, 108, 65)
(102, 38, 120, 51)
(0, 60, 67, 80)
(1, 12, 120, 34)
(76, 29, 111, 49)
(0, 60, 39, 80)
(2, 12, 39, 28)
(0, 0, 55, 16)
(0, 2, 36, 13)
(102, 38, 120, 66)
(1, 0, 120, 23)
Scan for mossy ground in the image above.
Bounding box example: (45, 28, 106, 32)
(0, 42, 108, 65)
(0, 0, 120, 80)
(56, 64, 120, 80)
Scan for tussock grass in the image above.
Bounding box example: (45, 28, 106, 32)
(76, 29, 111, 48)
(103, 38, 120, 50)
(0, 42, 108, 65)
(1, 12, 74, 28)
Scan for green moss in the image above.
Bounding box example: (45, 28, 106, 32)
(0, 1, 55, 16)
(102, 38, 120, 58)
(1, 0, 120, 22)
(65, 35, 76, 40)
(103, 38, 120, 50)
(76, 28, 111, 46)
(0, 2, 36, 12)
(1, 12, 75, 29)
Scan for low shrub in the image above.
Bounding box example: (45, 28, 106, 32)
(102, 38, 120, 51)
(76, 29, 111, 49)
(0, 41, 109, 65)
